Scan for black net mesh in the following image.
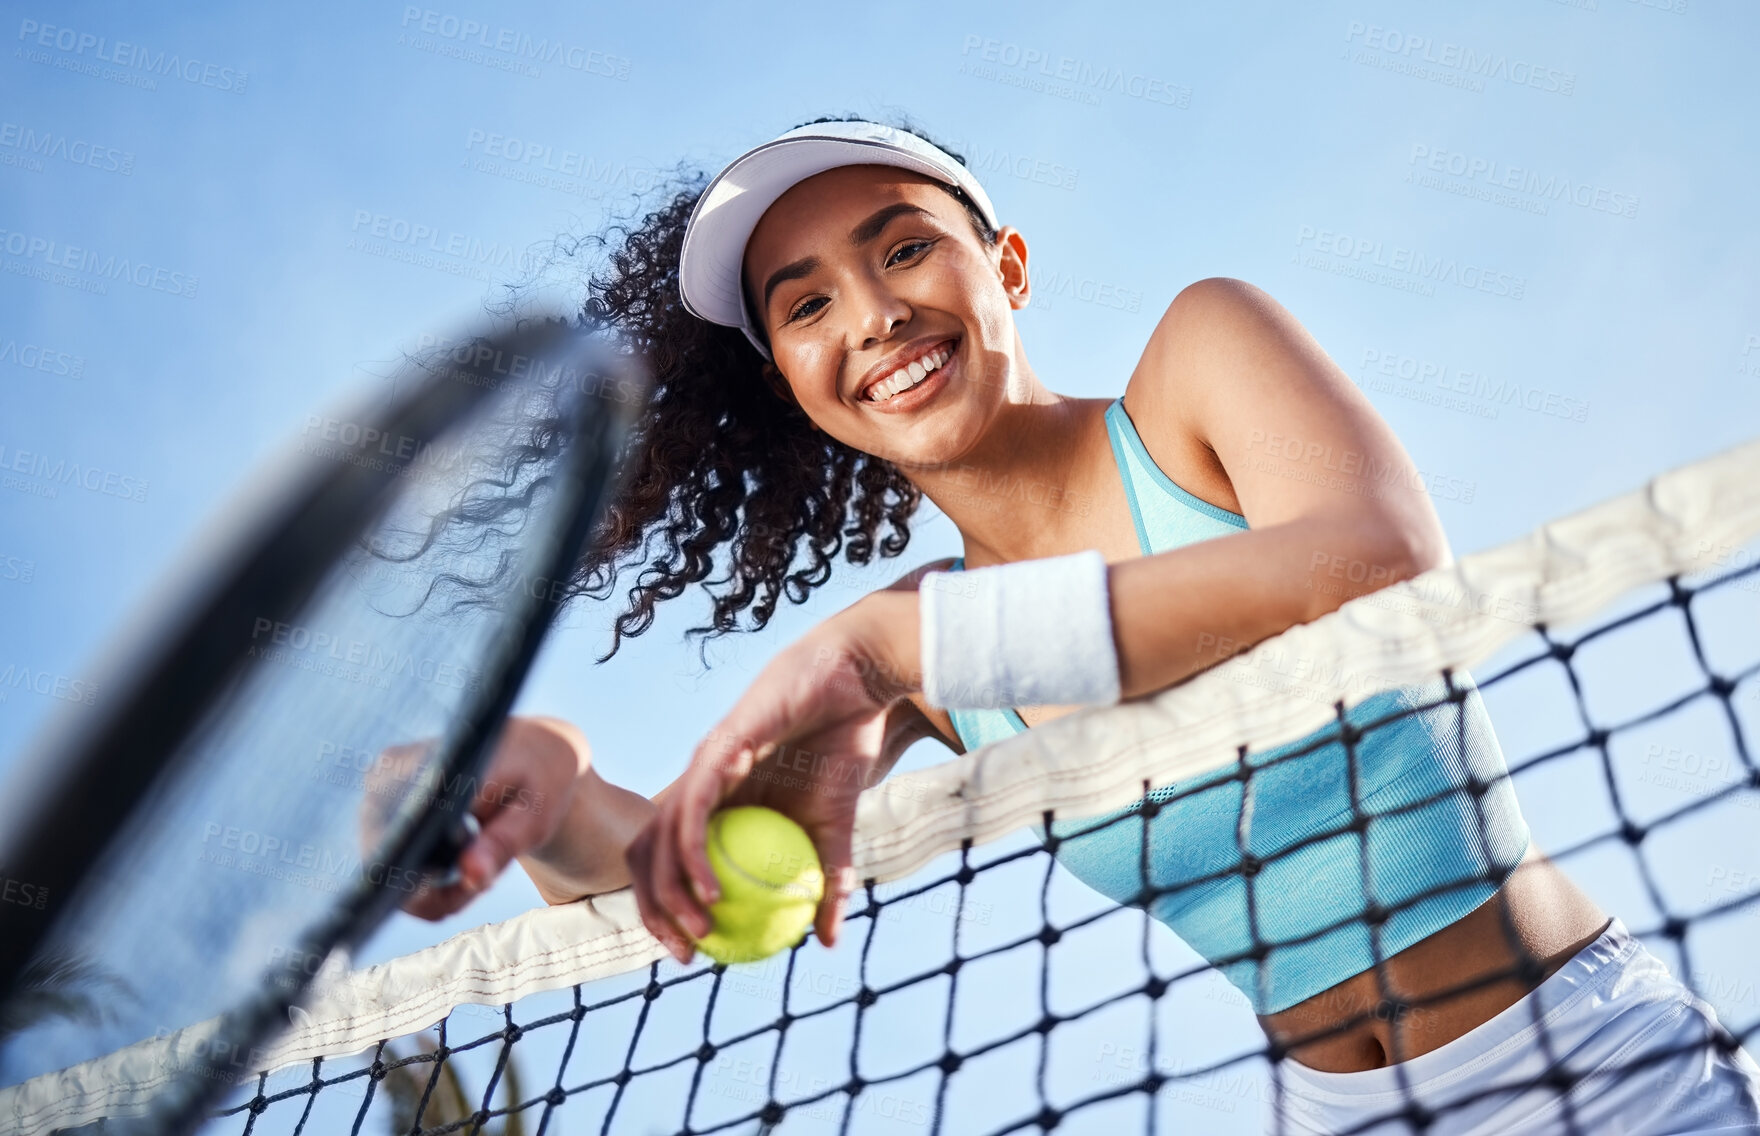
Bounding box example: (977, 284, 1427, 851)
(184, 554, 1760, 1135)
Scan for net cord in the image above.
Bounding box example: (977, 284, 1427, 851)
(5, 432, 1758, 1136)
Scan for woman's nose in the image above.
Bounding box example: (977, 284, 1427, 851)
(847, 278, 912, 349)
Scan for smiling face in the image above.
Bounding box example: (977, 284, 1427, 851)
(741, 164, 1030, 468)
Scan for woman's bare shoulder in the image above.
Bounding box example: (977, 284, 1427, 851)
(1123, 276, 1276, 424)
(1121, 276, 1447, 555)
(1115, 278, 1269, 514)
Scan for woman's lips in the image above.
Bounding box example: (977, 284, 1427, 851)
(861, 338, 958, 407)
(864, 342, 956, 414)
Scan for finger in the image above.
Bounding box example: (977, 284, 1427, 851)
(632, 883, 694, 964)
(364, 740, 430, 796)
(679, 751, 743, 908)
(626, 827, 695, 964)
(814, 866, 857, 950)
(636, 811, 704, 955)
(456, 789, 549, 894)
(812, 824, 859, 950)
(358, 740, 433, 850)
(651, 800, 712, 942)
(400, 875, 473, 922)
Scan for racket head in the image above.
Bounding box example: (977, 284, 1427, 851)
(0, 318, 646, 1133)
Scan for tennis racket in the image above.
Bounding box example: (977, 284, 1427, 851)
(0, 317, 646, 1134)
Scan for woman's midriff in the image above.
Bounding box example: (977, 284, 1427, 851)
(1262, 845, 1611, 1073)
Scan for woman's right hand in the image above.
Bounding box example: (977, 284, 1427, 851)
(365, 717, 648, 921)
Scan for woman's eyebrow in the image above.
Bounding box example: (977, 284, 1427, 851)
(846, 202, 932, 247)
(762, 256, 821, 311)
(760, 204, 933, 312)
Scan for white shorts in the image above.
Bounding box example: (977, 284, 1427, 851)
(1271, 919, 1760, 1135)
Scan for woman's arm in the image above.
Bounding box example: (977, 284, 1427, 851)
(518, 690, 948, 908)
(857, 276, 1452, 702)
(515, 730, 658, 904)
(393, 716, 660, 918)
(619, 564, 965, 963)
(1112, 276, 1451, 691)
(436, 569, 957, 915)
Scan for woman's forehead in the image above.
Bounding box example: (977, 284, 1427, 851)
(743, 165, 953, 276)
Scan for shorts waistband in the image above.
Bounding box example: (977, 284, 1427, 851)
(1277, 917, 1636, 1103)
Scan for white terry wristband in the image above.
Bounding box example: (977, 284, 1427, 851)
(919, 550, 1121, 710)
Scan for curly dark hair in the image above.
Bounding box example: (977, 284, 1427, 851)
(552, 113, 998, 662)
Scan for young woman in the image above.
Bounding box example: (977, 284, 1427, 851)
(413, 118, 1760, 1133)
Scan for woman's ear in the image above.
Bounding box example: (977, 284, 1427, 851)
(992, 226, 1031, 311)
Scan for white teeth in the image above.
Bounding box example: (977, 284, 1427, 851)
(867, 345, 953, 403)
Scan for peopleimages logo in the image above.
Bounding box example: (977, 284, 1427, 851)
(1294, 226, 1525, 301)
(0, 122, 134, 175)
(1407, 144, 1639, 220)
(15, 18, 248, 93)
(958, 34, 1191, 108)
(0, 554, 35, 584)
(0, 442, 149, 502)
(1358, 348, 1590, 424)
(248, 616, 481, 693)
(1, 875, 48, 911)
(397, 7, 631, 80)
(346, 210, 539, 284)
(0, 338, 85, 379)
(1343, 21, 1576, 97)
(0, 663, 96, 706)
(462, 129, 662, 198)
(197, 822, 424, 896)
(0, 228, 199, 298)
(938, 134, 1079, 192)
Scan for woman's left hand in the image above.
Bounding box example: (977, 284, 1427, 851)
(626, 589, 921, 964)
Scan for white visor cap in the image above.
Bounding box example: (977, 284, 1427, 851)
(677, 121, 999, 360)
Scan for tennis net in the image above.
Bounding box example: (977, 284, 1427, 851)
(7, 431, 1760, 1136)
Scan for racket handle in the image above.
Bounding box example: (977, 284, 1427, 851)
(422, 811, 481, 888)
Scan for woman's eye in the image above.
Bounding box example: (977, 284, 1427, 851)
(784, 242, 932, 323)
(888, 240, 933, 266)
(787, 296, 827, 322)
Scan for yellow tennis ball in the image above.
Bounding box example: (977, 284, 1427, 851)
(693, 806, 824, 966)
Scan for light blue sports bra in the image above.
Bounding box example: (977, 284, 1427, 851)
(947, 398, 1530, 1015)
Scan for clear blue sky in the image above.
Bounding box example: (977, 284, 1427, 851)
(3, 1, 1758, 1131)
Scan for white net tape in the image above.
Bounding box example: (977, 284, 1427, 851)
(7, 432, 1759, 1135)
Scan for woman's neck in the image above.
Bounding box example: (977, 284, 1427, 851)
(907, 356, 1108, 566)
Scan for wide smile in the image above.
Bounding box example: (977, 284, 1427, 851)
(858, 337, 959, 409)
